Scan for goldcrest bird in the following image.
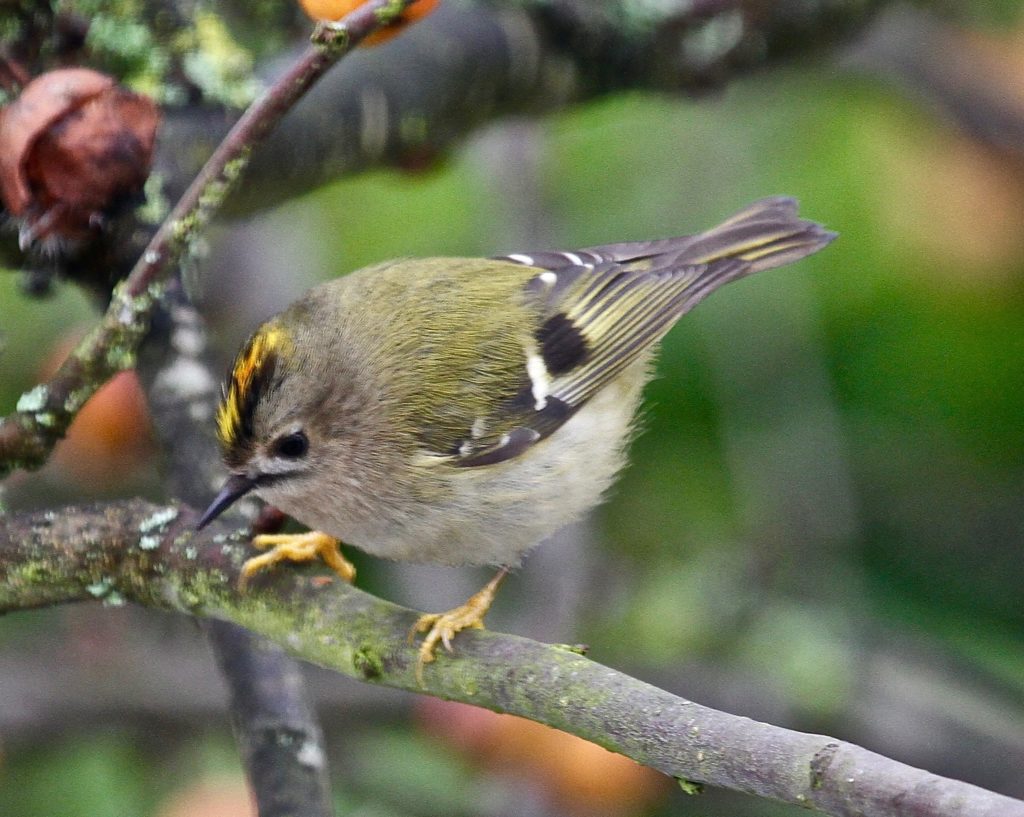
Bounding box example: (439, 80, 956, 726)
(198, 197, 835, 671)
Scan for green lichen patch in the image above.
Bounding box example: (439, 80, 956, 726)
(676, 778, 705, 796)
(160, 566, 234, 613)
(85, 577, 115, 598)
(3, 559, 59, 591)
(810, 742, 840, 790)
(104, 344, 138, 371)
(16, 385, 49, 414)
(311, 20, 350, 54)
(139, 535, 161, 551)
(65, 386, 94, 414)
(86, 14, 164, 83)
(354, 644, 385, 679)
(140, 507, 179, 533)
(138, 506, 176, 549)
(137, 172, 171, 226)
(178, 11, 262, 109)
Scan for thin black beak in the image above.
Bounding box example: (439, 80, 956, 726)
(196, 474, 256, 530)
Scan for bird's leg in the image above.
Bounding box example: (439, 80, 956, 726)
(411, 567, 509, 683)
(239, 531, 356, 588)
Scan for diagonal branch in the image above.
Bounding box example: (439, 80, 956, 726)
(0, 0, 418, 479)
(1, 499, 1021, 817)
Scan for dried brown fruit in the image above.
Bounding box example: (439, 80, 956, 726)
(0, 67, 160, 250)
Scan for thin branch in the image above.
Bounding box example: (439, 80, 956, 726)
(1, 500, 1021, 817)
(205, 619, 334, 817)
(140, 294, 335, 817)
(0, 0, 418, 478)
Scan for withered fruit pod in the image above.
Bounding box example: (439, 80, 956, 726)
(0, 67, 160, 247)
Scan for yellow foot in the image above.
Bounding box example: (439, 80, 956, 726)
(239, 531, 356, 588)
(411, 568, 508, 684)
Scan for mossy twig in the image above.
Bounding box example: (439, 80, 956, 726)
(1, 499, 1021, 817)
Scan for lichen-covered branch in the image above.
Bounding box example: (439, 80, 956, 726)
(1, 500, 1021, 817)
(0, 0, 418, 479)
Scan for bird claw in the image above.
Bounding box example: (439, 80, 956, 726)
(238, 531, 355, 588)
(410, 568, 508, 685)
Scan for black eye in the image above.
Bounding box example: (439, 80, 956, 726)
(275, 431, 308, 459)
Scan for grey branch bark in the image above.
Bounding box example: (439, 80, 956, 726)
(1, 500, 1021, 817)
(140, 294, 335, 817)
(228, 0, 888, 212)
(205, 620, 334, 817)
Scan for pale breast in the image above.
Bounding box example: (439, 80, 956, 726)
(332, 355, 654, 565)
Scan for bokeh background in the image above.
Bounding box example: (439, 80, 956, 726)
(2, 2, 1023, 816)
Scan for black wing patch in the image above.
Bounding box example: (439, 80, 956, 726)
(536, 312, 588, 374)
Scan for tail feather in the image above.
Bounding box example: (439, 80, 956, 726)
(583, 196, 835, 275)
(543, 197, 835, 406)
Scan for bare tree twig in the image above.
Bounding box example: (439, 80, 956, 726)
(0, 0, 418, 478)
(141, 294, 335, 817)
(1, 500, 1021, 817)
(206, 619, 334, 817)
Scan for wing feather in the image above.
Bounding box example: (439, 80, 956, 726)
(447, 198, 835, 467)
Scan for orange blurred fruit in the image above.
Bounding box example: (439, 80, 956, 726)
(417, 699, 671, 817)
(40, 331, 155, 487)
(154, 778, 253, 817)
(298, 0, 439, 45)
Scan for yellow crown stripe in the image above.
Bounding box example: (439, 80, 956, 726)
(216, 396, 240, 446)
(216, 324, 292, 448)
